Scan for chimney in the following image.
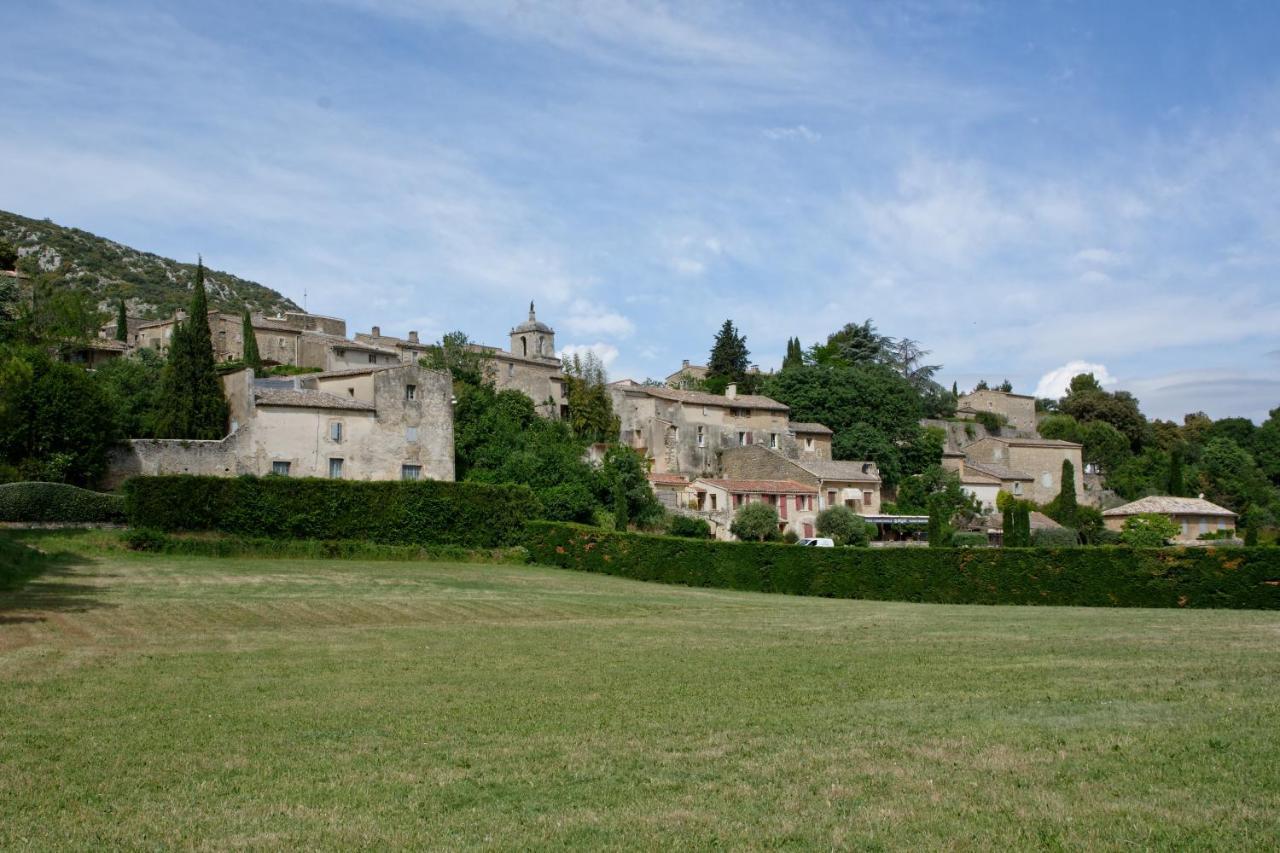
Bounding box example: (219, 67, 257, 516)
(726, 383, 738, 399)
(372, 325, 381, 337)
(408, 330, 419, 344)
(682, 359, 690, 368)
(1198, 492, 1205, 500)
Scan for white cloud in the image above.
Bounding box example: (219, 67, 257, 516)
(1122, 370, 1280, 423)
(1034, 360, 1117, 399)
(1073, 247, 1124, 266)
(561, 300, 634, 338)
(762, 124, 820, 141)
(558, 342, 619, 370)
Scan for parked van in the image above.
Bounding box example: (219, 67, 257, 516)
(796, 538, 834, 547)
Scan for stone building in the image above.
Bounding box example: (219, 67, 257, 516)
(687, 478, 819, 540)
(354, 327, 434, 363)
(719, 444, 882, 514)
(105, 362, 454, 487)
(941, 451, 1034, 511)
(962, 436, 1084, 505)
(956, 389, 1038, 435)
(610, 381, 829, 477)
(665, 360, 710, 389)
(1102, 496, 1237, 543)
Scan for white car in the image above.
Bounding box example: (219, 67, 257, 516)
(796, 538, 835, 547)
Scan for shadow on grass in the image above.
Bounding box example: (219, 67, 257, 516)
(0, 548, 117, 623)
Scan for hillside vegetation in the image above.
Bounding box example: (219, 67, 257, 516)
(0, 209, 298, 319)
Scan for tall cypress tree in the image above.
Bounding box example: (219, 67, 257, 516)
(155, 259, 229, 439)
(1168, 448, 1184, 497)
(1002, 504, 1015, 547)
(707, 319, 749, 384)
(115, 300, 128, 342)
(781, 337, 804, 371)
(1054, 459, 1078, 528)
(241, 307, 262, 371)
(1016, 501, 1031, 546)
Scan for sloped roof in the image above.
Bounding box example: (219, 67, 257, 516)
(964, 459, 1033, 481)
(631, 385, 790, 412)
(990, 511, 1063, 531)
(796, 459, 880, 483)
(789, 421, 833, 435)
(977, 436, 1082, 448)
(695, 478, 817, 494)
(305, 364, 400, 380)
(254, 387, 375, 411)
(1102, 496, 1237, 518)
(647, 473, 690, 486)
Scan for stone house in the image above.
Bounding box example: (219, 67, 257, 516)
(956, 389, 1038, 435)
(61, 337, 130, 369)
(464, 303, 568, 420)
(665, 360, 709, 389)
(131, 309, 372, 371)
(105, 362, 454, 487)
(647, 472, 691, 510)
(611, 382, 826, 477)
(789, 422, 833, 460)
(354, 326, 433, 364)
(962, 436, 1084, 506)
(1102, 496, 1237, 543)
(941, 451, 1033, 511)
(719, 443, 882, 515)
(687, 478, 819, 540)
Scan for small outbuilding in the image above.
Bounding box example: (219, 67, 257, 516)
(1101, 496, 1237, 543)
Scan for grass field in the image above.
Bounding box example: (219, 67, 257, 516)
(3, 536, 1279, 849)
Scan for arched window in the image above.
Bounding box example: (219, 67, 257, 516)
(521, 336, 527, 356)
(537, 336, 544, 354)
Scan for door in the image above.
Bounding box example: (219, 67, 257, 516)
(803, 522, 814, 538)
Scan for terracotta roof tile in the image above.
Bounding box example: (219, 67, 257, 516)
(254, 388, 375, 411)
(694, 478, 817, 494)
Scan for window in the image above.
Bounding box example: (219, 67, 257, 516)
(805, 437, 814, 451)
(1012, 482, 1023, 496)
(733, 493, 742, 509)
(328, 458, 344, 479)
(368, 353, 377, 364)
(769, 433, 778, 449)
(507, 363, 515, 378)
(1199, 517, 1209, 535)
(696, 426, 705, 447)
(405, 384, 417, 401)
(335, 348, 346, 358)
(330, 422, 343, 442)
(271, 461, 291, 476)
(863, 490, 873, 506)
(729, 407, 748, 417)
(827, 490, 836, 507)
(738, 431, 747, 446)
(794, 495, 803, 511)
(278, 337, 286, 349)
(405, 426, 418, 443)
(710, 494, 717, 510)
(347, 387, 355, 397)
(1041, 472, 1053, 488)
(401, 464, 422, 481)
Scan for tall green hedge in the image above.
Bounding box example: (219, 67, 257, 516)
(524, 522, 1280, 610)
(0, 482, 126, 523)
(124, 475, 536, 547)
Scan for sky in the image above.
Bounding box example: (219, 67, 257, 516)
(3, 0, 1280, 422)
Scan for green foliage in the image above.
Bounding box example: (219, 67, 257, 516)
(0, 346, 120, 486)
(0, 533, 52, 591)
(241, 308, 262, 370)
(421, 330, 487, 389)
(1044, 460, 1078, 528)
(262, 364, 322, 377)
(815, 505, 871, 547)
(601, 445, 663, 530)
(0, 209, 297, 318)
(1168, 447, 1185, 496)
(1031, 527, 1079, 548)
(1199, 438, 1275, 518)
(1120, 513, 1181, 547)
(807, 319, 888, 367)
(895, 466, 979, 526)
(1058, 374, 1147, 450)
(123, 475, 535, 547)
(154, 261, 229, 440)
(0, 481, 125, 522)
(1074, 505, 1107, 545)
(668, 515, 712, 538)
(781, 336, 804, 371)
(1244, 525, 1259, 547)
(562, 350, 620, 442)
(926, 495, 953, 548)
(115, 300, 128, 342)
(122, 527, 168, 551)
(782, 529, 799, 544)
(730, 502, 779, 542)
(974, 411, 1006, 433)
(952, 532, 987, 548)
(1003, 501, 1033, 547)
(13, 267, 106, 350)
(95, 348, 164, 438)
(707, 319, 750, 384)
(524, 522, 1280, 609)
(0, 239, 17, 271)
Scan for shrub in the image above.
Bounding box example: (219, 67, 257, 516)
(123, 527, 169, 552)
(669, 515, 712, 539)
(782, 529, 799, 544)
(730, 502, 779, 542)
(974, 411, 1006, 434)
(123, 475, 535, 547)
(1120, 513, 1180, 547)
(0, 482, 125, 523)
(816, 505, 870, 547)
(1031, 527, 1079, 548)
(523, 522, 1280, 610)
(952, 532, 988, 548)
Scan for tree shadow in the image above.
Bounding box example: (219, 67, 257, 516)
(0, 550, 118, 623)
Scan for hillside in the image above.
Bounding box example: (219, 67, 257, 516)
(0, 210, 299, 319)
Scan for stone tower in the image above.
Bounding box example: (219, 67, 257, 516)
(509, 301, 556, 360)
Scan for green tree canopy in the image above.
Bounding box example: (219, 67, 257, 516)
(241, 308, 262, 370)
(1120, 513, 1179, 547)
(815, 504, 871, 546)
(154, 259, 229, 440)
(730, 501, 779, 542)
(562, 350, 620, 442)
(707, 319, 750, 384)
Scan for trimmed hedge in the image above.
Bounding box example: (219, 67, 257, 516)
(124, 475, 536, 547)
(524, 522, 1280, 610)
(119, 529, 530, 563)
(0, 482, 125, 524)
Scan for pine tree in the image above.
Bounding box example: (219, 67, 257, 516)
(241, 308, 262, 370)
(707, 319, 749, 384)
(1168, 448, 1184, 497)
(155, 259, 229, 440)
(951, 381, 958, 397)
(115, 300, 128, 342)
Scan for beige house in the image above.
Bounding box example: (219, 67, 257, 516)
(611, 382, 827, 477)
(956, 389, 1037, 434)
(62, 336, 130, 369)
(942, 451, 1034, 511)
(687, 478, 819, 540)
(666, 360, 710, 389)
(1102, 496, 1237, 543)
(963, 436, 1084, 505)
(462, 303, 568, 420)
(132, 309, 369, 370)
(354, 326, 434, 364)
(106, 362, 454, 487)
(719, 444, 882, 514)
(647, 472, 691, 510)
(789, 422, 833, 459)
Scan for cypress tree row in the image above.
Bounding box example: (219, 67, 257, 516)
(241, 307, 262, 371)
(115, 300, 128, 342)
(155, 259, 229, 440)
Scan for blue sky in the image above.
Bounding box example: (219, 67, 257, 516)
(4, 1, 1280, 421)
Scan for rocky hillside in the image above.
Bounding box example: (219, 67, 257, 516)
(0, 210, 299, 319)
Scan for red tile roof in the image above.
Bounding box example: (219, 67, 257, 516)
(647, 473, 690, 486)
(694, 478, 817, 494)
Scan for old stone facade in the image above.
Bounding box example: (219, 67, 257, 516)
(963, 436, 1084, 506)
(687, 478, 820, 541)
(1101, 496, 1237, 543)
(719, 444, 882, 514)
(956, 389, 1038, 435)
(106, 363, 454, 487)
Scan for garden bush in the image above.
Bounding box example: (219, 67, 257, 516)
(523, 522, 1280, 610)
(668, 515, 712, 539)
(123, 475, 536, 547)
(952, 532, 988, 548)
(0, 482, 125, 523)
(1031, 527, 1079, 547)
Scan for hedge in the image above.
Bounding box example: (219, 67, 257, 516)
(119, 529, 530, 563)
(524, 522, 1280, 610)
(124, 475, 536, 547)
(0, 482, 126, 524)
(0, 534, 50, 591)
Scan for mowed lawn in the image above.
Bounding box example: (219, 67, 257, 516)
(2, 543, 1279, 849)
